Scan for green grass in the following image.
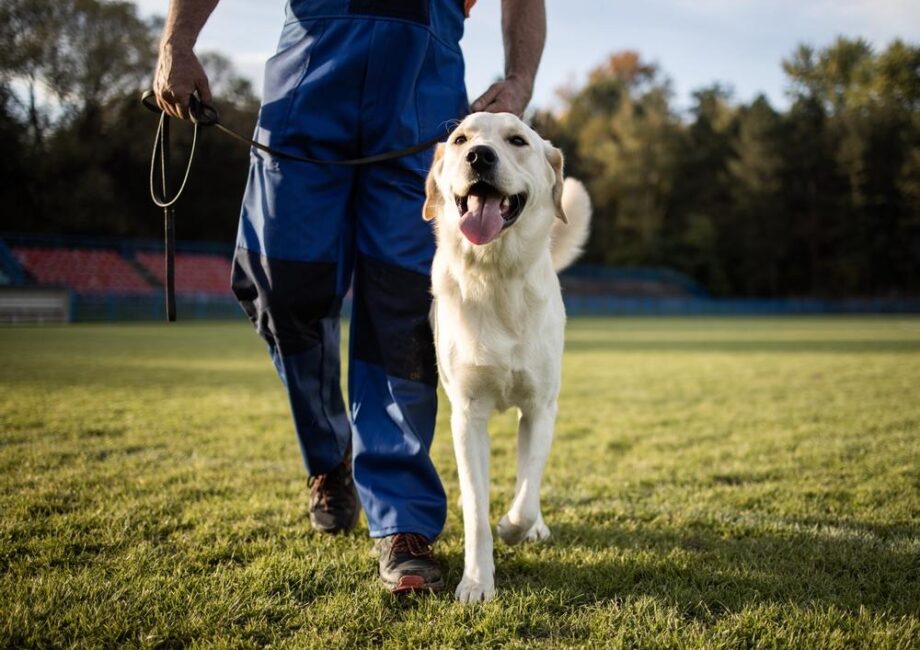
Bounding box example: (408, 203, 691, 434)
(1, 317, 918, 648)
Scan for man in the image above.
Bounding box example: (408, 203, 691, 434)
(153, 0, 545, 594)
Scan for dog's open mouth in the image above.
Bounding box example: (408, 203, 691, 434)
(455, 181, 527, 246)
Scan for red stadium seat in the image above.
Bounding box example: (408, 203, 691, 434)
(135, 251, 232, 296)
(13, 247, 155, 295)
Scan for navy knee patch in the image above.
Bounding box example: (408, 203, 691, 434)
(349, 0, 429, 25)
(352, 253, 437, 387)
(232, 248, 339, 354)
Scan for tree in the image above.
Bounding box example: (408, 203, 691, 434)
(783, 38, 920, 294)
(0, 0, 259, 242)
(0, 0, 156, 140)
(3, 8, 918, 299)
(726, 96, 785, 294)
(545, 52, 682, 265)
(665, 84, 736, 293)
(538, 39, 919, 297)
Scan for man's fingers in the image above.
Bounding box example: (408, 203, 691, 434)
(196, 76, 212, 105)
(471, 93, 497, 112)
(157, 87, 195, 120)
(174, 90, 191, 120)
(471, 81, 527, 116)
(162, 100, 179, 119)
(166, 101, 182, 119)
(152, 46, 210, 120)
(154, 88, 171, 116)
(479, 99, 503, 114)
(476, 92, 521, 116)
(159, 98, 184, 120)
(471, 82, 502, 112)
(156, 88, 179, 118)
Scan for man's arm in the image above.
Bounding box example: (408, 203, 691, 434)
(153, 0, 220, 120)
(470, 0, 546, 116)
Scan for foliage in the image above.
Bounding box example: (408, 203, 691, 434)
(0, 0, 258, 242)
(0, 0, 917, 297)
(1, 318, 918, 646)
(536, 40, 920, 297)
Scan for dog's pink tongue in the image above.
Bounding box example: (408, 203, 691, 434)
(459, 195, 503, 245)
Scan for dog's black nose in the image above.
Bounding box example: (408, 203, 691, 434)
(466, 145, 497, 173)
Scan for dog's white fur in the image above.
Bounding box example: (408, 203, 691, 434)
(423, 112, 591, 602)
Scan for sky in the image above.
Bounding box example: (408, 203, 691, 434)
(133, 0, 920, 112)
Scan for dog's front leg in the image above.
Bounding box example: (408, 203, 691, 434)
(498, 401, 556, 545)
(451, 398, 495, 602)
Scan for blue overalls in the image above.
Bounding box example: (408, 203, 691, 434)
(230, 0, 468, 541)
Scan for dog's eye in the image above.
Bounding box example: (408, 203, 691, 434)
(453, 135, 467, 145)
(508, 135, 528, 147)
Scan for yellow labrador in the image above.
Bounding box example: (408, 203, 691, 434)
(423, 112, 591, 602)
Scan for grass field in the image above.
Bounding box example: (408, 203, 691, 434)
(1, 317, 919, 648)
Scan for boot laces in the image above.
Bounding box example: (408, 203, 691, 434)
(308, 474, 330, 511)
(308, 456, 350, 512)
(390, 533, 433, 558)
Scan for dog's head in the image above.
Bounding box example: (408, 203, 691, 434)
(423, 112, 566, 251)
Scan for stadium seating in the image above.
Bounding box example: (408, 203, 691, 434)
(13, 247, 155, 295)
(135, 251, 232, 296)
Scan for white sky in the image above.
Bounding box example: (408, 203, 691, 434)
(133, 0, 920, 112)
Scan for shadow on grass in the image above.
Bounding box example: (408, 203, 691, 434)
(484, 519, 919, 617)
(565, 339, 920, 354)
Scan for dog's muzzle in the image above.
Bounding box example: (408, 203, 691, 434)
(454, 180, 527, 246)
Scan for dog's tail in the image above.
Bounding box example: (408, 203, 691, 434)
(551, 178, 592, 272)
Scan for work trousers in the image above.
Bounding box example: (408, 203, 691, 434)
(231, 0, 467, 540)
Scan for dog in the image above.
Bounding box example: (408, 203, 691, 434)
(422, 112, 592, 602)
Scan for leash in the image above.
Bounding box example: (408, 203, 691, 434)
(141, 89, 451, 321)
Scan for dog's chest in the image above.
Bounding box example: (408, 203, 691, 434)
(433, 276, 562, 407)
(442, 354, 543, 411)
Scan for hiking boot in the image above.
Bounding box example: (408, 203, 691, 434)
(308, 446, 360, 534)
(373, 533, 445, 594)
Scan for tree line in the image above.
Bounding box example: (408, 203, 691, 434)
(1, 0, 917, 297)
(0, 0, 259, 245)
(534, 43, 919, 297)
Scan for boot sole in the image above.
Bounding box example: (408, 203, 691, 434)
(310, 505, 361, 534)
(384, 574, 446, 595)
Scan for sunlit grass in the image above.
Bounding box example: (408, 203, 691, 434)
(1, 318, 918, 647)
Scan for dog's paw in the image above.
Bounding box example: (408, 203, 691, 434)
(497, 514, 532, 545)
(455, 577, 495, 603)
(498, 513, 551, 545)
(523, 516, 551, 543)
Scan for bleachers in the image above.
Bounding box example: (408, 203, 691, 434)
(13, 247, 155, 295)
(5, 235, 919, 321)
(135, 251, 232, 296)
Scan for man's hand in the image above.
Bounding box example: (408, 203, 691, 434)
(154, 43, 212, 120)
(472, 0, 545, 118)
(471, 76, 533, 117)
(152, 0, 220, 120)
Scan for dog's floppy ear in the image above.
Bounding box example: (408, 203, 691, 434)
(544, 143, 568, 223)
(422, 143, 446, 221)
